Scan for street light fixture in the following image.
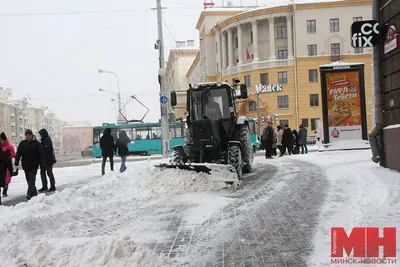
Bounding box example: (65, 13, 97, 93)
(98, 69, 122, 124)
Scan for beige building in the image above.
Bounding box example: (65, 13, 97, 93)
(165, 40, 199, 119)
(188, 0, 373, 135)
(0, 88, 63, 148)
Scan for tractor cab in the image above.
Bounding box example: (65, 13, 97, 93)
(170, 81, 248, 164)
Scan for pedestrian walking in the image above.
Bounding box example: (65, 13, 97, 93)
(282, 125, 294, 155)
(298, 124, 308, 154)
(38, 129, 57, 192)
(272, 130, 277, 156)
(0, 133, 15, 197)
(0, 147, 13, 205)
(115, 130, 131, 172)
(292, 130, 299, 154)
(100, 128, 115, 175)
(262, 121, 274, 159)
(15, 130, 45, 200)
(276, 125, 284, 157)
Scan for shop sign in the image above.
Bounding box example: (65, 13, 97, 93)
(255, 84, 282, 94)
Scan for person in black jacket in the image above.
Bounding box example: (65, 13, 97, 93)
(282, 124, 294, 155)
(115, 130, 131, 172)
(15, 129, 45, 200)
(100, 128, 115, 175)
(261, 121, 274, 159)
(0, 149, 13, 205)
(38, 129, 57, 192)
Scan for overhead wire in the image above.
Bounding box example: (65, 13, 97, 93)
(0, 6, 203, 17)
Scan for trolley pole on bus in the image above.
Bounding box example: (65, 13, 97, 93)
(156, 0, 170, 158)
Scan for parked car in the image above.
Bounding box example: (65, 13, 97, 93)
(81, 145, 93, 157)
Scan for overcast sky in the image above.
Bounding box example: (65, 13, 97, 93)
(0, 0, 284, 126)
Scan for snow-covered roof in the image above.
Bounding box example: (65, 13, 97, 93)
(203, 7, 247, 12)
(319, 61, 364, 68)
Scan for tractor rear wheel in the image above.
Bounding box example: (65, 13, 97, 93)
(228, 145, 242, 179)
(169, 150, 183, 165)
(234, 125, 253, 173)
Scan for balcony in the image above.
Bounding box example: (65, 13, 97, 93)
(331, 54, 341, 62)
(222, 58, 294, 77)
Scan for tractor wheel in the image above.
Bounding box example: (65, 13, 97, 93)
(169, 150, 183, 165)
(228, 145, 242, 179)
(234, 125, 253, 173)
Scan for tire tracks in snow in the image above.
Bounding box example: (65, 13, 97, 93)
(180, 159, 329, 267)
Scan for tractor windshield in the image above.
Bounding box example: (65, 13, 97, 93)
(190, 87, 231, 121)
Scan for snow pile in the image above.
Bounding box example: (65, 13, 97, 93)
(295, 150, 400, 266)
(0, 160, 231, 266)
(3, 235, 174, 267)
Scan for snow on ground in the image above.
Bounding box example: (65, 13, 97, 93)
(291, 150, 400, 266)
(0, 159, 233, 266)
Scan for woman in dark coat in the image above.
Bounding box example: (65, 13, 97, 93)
(0, 149, 13, 205)
(298, 124, 308, 154)
(115, 130, 131, 173)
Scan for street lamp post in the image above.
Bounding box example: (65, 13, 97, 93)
(98, 69, 123, 124)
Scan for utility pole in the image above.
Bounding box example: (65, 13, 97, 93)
(156, 0, 170, 158)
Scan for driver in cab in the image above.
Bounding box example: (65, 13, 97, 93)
(205, 96, 223, 120)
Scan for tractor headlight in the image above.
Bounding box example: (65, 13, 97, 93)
(185, 111, 189, 117)
(216, 82, 222, 87)
(193, 84, 199, 89)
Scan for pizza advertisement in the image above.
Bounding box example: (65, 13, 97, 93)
(325, 71, 363, 140)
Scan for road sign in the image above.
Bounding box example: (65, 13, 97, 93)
(351, 20, 380, 48)
(256, 84, 283, 93)
(160, 95, 168, 104)
(384, 25, 398, 54)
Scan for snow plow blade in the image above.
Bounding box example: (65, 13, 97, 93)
(154, 163, 240, 183)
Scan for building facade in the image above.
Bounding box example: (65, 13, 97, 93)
(165, 40, 199, 119)
(0, 88, 63, 148)
(189, 0, 373, 135)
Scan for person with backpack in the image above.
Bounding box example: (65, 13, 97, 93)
(38, 129, 57, 192)
(0, 132, 15, 197)
(100, 128, 115, 175)
(115, 130, 131, 172)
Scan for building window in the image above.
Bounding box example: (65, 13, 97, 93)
(216, 42, 218, 54)
(251, 54, 254, 60)
(330, 18, 339, 32)
(307, 44, 317, 56)
(250, 31, 253, 43)
(307, 20, 316, 33)
(278, 50, 288, 59)
(245, 75, 251, 87)
(355, 47, 363, 54)
(280, 119, 289, 127)
(302, 119, 309, 128)
(236, 58, 239, 64)
(311, 118, 319, 131)
(277, 26, 287, 39)
(331, 43, 341, 61)
(309, 69, 318, 82)
(278, 71, 288, 84)
(235, 36, 239, 48)
(353, 16, 362, 22)
(249, 101, 256, 112)
(310, 94, 319, 107)
(260, 73, 269, 85)
(278, 95, 289, 108)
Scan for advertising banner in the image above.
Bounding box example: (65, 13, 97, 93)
(326, 71, 362, 141)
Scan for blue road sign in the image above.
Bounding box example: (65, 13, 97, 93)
(160, 96, 168, 104)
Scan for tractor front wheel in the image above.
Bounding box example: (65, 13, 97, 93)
(234, 125, 253, 173)
(228, 145, 242, 179)
(169, 150, 183, 165)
